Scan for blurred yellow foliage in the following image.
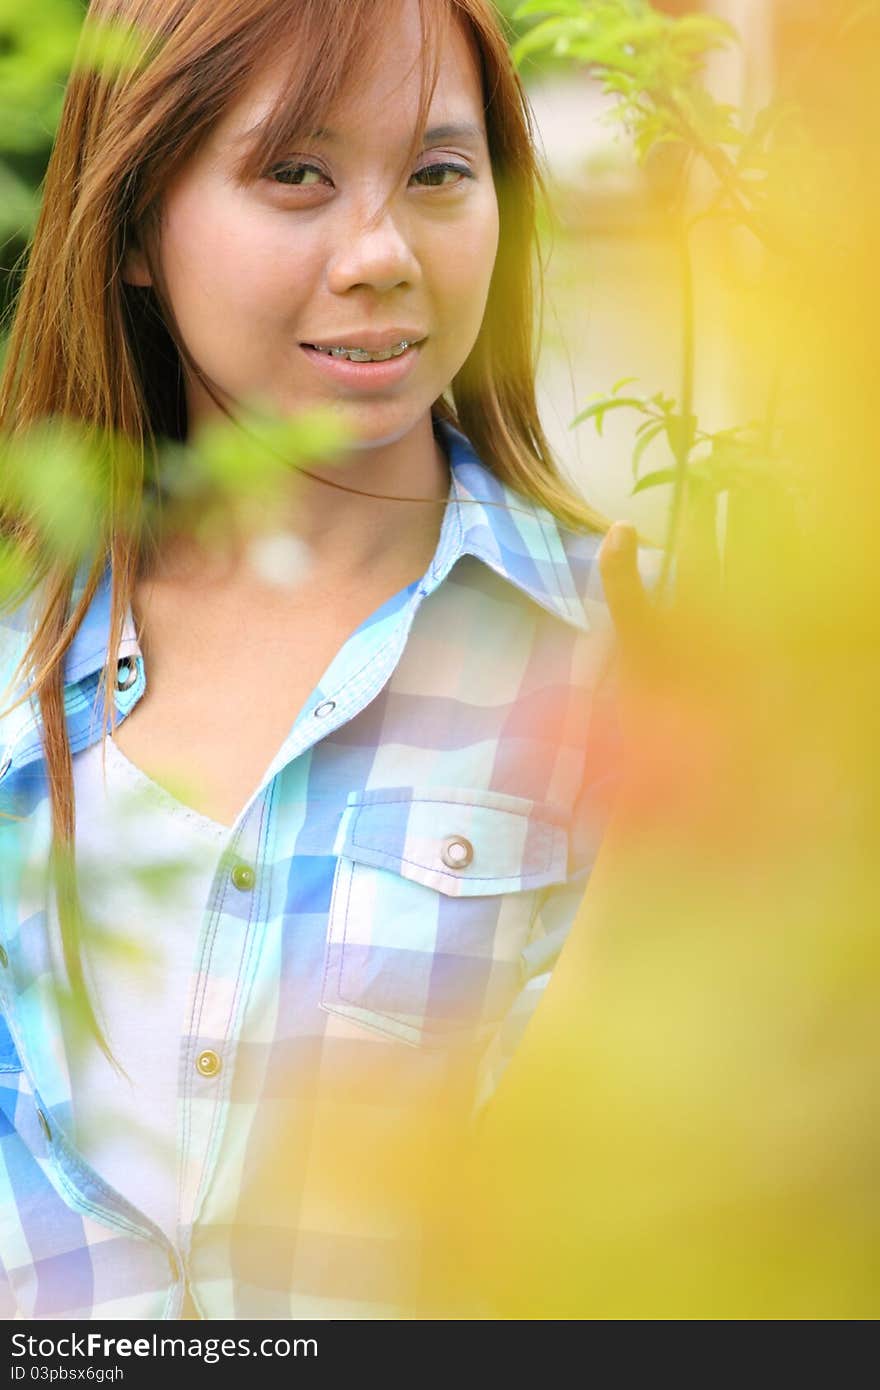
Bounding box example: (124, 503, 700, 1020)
(294, 5, 880, 1319)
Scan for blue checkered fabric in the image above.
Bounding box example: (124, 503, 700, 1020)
(0, 416, 654, 1319)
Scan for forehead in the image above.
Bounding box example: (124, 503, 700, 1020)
(215, 3, 487, 151)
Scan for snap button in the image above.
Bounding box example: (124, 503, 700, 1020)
(195, 1049, 221, 1078)
(36, 1108, 52, 1143)
(231, 863, 255, 891)
(0, 945, 7, 968)
(440, 835, 474, 870)
(314, 700, 336, 719)
(116, 659, 138, 691)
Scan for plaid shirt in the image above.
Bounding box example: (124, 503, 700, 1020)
(0, 416, 639, 1320)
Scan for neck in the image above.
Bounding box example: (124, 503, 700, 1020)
(141, 413, 451, 593)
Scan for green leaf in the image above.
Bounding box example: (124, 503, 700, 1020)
(635, 415, 663, 436)
(0, 419, 109, 565)
(665, 412, 698, 458)
(571, 396, 647, 435)
(511, 15, 589, 65)
(187, 402, 352, 498)
(635, 123, 682, 163)
(611, 375, 640, 394)
(513, 0, 586, 17)
(0, 537, 31, 608)
(72, 15, 162, 79)
(0, 0, 84, 155)
(631, 467, 679, 495)
(631, 420, 667, 480)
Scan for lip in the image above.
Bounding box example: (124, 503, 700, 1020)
(300, 339, 424, 390)
(302, 329, 426, 352)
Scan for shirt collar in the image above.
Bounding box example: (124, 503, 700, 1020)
(62, 560, 140, 687)
(430, 417, 590, 634)
(60, 416, 589, 688)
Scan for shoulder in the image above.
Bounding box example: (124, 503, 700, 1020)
(480, 482, 665, 646)
(435, 414, 665, 641)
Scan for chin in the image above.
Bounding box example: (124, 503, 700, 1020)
(300, 398, 433, 451)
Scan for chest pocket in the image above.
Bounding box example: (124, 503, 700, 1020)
(320, 787, 570, 1048)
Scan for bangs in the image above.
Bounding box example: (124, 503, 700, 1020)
(228, 0, 456, 199)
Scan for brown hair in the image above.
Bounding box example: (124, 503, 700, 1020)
(0, 0, 610, 1064)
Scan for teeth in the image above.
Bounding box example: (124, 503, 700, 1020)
(313, 341, 411, 362)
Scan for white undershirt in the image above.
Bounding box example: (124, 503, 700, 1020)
(52, 734, 231, 1242)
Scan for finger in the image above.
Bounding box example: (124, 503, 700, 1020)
(598, 522, 653, 655)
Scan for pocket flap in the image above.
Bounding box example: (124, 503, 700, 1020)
(332, 786, 569, 897)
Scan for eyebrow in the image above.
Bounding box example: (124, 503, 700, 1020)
(307, 121, 486, 146)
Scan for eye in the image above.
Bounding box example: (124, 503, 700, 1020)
(412, 161, 475, 188)
(268, 162, 327, 187)
(266, 160, 474, 189)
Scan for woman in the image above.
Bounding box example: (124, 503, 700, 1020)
(0, 0, 651, 1320)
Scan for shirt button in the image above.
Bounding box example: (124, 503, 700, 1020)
(231, 863, 255, 891)
(116, 659, 138, 691)
(441, 835, 474, 870)
(195, 1050, 222, 1078)
(36, 1108, 52, 1143)
(314, 700, 336, 719)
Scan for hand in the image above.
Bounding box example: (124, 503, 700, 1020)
(597, 521, 654, 672)
(597, 518, 701, 823)
(596, 518, 733, 835)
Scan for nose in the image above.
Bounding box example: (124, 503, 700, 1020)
(323, 199, 421, 296)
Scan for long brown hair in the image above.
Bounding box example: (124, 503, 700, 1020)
(0, 0, 610, 1065)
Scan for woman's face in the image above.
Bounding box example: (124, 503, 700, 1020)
(129, 2, 500, 451)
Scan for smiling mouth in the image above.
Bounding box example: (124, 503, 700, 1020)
(301, 340, 423, 362)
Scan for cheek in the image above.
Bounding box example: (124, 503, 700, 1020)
(483, 199, 501, 294)
(432, 197, 499, 323)
(159, 186, 308, 334)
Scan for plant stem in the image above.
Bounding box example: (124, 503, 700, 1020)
(657, 169, 697, 596)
